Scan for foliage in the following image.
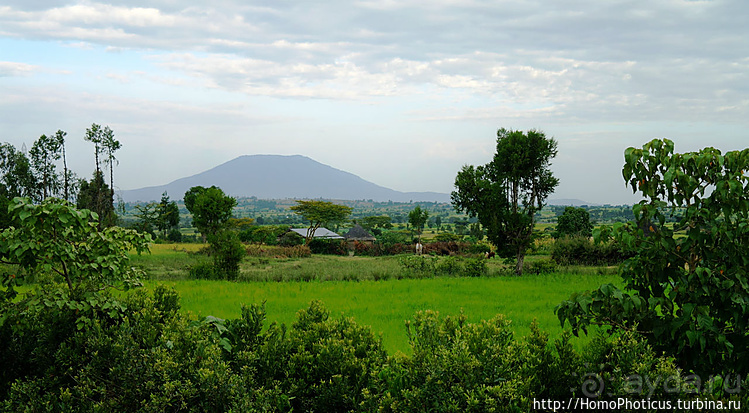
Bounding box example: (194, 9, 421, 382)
(77, 170, 117, 228)
(555, 206, 593, 238)
(29, 132, 64, 200)
(434, 232, 462, 242)
(523, 258, 557, 275)
(463, 257, 487, 277)
(238, 225, 291, 245)
(0, 143, 38, 220)
(156, 191, 180, 238)
(0, 197, 150, 296)
(308, 238, 348, 255)
(290, 200, 352, 244)
(556, 138, 749, 376)
(452, 128, 559, 275)
(184, 186, 237, 239)
(208, 230, 246, 281)
(551, 235, 631, 266)
(408, 205, 429, 239)
(359, 215, 392, 235)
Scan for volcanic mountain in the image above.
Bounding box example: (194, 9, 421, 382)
(119, 154, 451, 203)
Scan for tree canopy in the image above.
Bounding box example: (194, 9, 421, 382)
(290, 200, 352, 244)
(184, 186, 236, 239)
(555, 206, 593, 238)
(452, 128, 559, 275)
(408, 206, 429, 241)
(556, 138, 749, 376)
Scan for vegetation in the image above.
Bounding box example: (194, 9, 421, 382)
(557, 138, 749, 376)
(555, 206, 593, 238)
(407, 205, 429, 241)
(290, 199, 353, 244)
(452, 128, 559, 275)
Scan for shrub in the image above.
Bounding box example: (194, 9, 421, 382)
(551, 235, 630, 266)
(524, 258, 558, 275)
(189, 261, 218, 279)
(208, 230, 246, 280)
(308, 239, 347, 255)
(398, 255, 436, 278)
(435, 256, 463, 275)
(463, 257, 487, 277)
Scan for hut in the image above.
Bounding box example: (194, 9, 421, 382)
(343, 224, 376, 249)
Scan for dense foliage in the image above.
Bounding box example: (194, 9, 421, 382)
(555, 206, 593, 238)
(452, 128, 559, 275)
(557, 139, 749, 376)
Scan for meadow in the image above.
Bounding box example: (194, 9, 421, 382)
(132, 243, 619, 354)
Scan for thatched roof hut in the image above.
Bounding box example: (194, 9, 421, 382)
(344, 224, 376, 244)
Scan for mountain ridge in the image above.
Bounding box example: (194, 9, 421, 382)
(119, 154, 452, 203)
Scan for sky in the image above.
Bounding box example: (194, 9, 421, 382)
(1, 0, 747, 205)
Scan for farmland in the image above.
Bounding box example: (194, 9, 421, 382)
(131, 243, 619, 353)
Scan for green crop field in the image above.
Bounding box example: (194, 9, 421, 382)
(131, 244, 620, 354)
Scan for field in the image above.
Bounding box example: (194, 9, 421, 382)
(132, 243, 619, 354)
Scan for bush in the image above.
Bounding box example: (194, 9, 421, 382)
(463, 258, 487, 277)
(552, 235, 630, 266)
(189, 261, 218, 279)
(208, 230, 246, 280)
(524, 258, 558, 275)
(398, 255, 436, 278)
(308, 239, 347, 255)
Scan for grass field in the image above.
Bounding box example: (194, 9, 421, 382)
(140, 272, 618, 354)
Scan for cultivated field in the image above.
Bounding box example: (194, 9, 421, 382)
(132, 243, 619, 354)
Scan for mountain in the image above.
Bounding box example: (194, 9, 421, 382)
(546, 198, 600, 206)
(119, 155, 451, 203)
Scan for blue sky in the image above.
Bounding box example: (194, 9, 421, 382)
(1, 0, 747, 205)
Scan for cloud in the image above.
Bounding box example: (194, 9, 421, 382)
(0, 61, 38, 76)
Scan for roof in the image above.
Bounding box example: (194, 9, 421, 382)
(344, 224, 376, 241)
(289, 227, 344, 240)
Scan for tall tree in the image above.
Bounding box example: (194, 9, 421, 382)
(77, 171, 116, 228)
(289, 200, 352, 245)
(84, 123, 104, 175)
(183, 186, 236, 240)
(408, 205, 429, 242)
(29, 134, 63, 200)
(101, 126, 120, 202)
(452, 128, 559, 275)
(53, 130, 71, 202)
(156, 191, 180, 239)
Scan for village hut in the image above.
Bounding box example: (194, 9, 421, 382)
(343, 224, 376, 248)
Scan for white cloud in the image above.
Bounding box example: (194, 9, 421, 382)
(0, 61, 38, 76)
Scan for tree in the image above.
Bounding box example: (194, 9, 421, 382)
(156, 192, 180, 239)
(360, 215, 392, 236)
(84, 123, 105, 175)
(0, 197, 150, 296)
(0, 143, 37, 203)
(101, 126, 120, 202)
(29, 133, 63, 200)
(133, 202, 158, 236)
(452, 128, 559, 275)
(77, 170, 116, 228)
(408, 206, 429, 241)
(556, 138, 749, 376)
(289, 200, 352, 245)
(555, 206, 593, 238)
(184, 186, 236, 240)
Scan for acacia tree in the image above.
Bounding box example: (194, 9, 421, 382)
(556, 139, 749, 376)
(408, 206, 429, 242)
(290, 200, 352, 245)
(452, 128, 559, 275)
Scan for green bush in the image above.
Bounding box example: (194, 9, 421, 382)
(398, 255, 436, 278)
(463, 257, 487, 277)
(208, 230, 246, 280)
(435, 256, 463, 275)
(551, 235, 630, 266)
(524, 258, 557, 275)
(308, 239, 347, 255)
(189, 261, 218, 279)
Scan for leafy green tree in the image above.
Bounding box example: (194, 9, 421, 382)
(0, 143, 37, 202)
(29, 133, 63, 200)
(84, 123, 106, 175)
(290, 200, 352, 245)
(360, 215, 392, 236)
(77, 170, 116, 228)
(0, 197, 150, 296)
(133, 202, 158, 236)
(156, 191, 180, 239)
(408, 205, 429, 241)
(555, 206, 593, 238)
(184, 186, 237, 240)
(556, 138, 749, 376)
(452, 128, 559, 275)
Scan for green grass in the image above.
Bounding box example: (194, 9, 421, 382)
(144, 271, 618, 355)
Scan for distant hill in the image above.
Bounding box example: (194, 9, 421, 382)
(119, 155, 451, 203)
